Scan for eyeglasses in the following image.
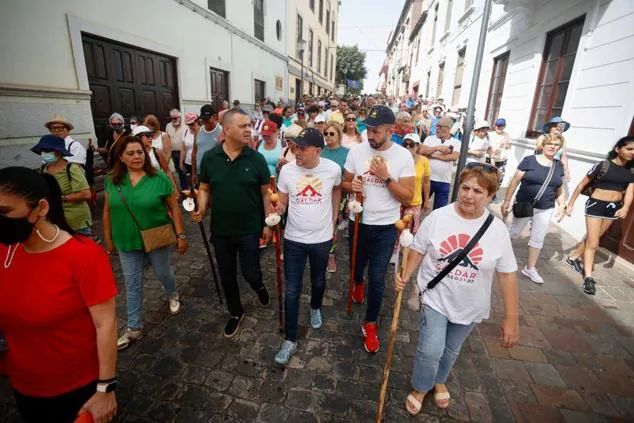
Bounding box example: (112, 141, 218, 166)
(324, 132, 337, 137)
(465, 162, 499, 174)
(345, 117, 356, 122)
(436, 125, 449, 129)
(49, 126, 67, 132)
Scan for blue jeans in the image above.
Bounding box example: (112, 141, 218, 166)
(412, 305, 475, 392)
(430, 180, 451, 209)
(172, 151, 188, 190)
(348, 222, 397, 323)
(119, 246, 178, 329)
(283, 238, 332, 342)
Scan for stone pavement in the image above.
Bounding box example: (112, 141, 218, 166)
(2, 209, 634, 422)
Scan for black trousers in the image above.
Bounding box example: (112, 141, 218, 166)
(14, 381, 96, 423)
(211, 233, 265, 316)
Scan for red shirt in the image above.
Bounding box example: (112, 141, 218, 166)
(0, 237, 117, 397)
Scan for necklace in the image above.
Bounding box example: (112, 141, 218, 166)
(36, 225, 60, 243)
(3, 244, 19, 269)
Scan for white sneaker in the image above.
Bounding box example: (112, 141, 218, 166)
(117, 328, 143, 350)
(521, 266, 544, 284)
(169, 294, 181, 314)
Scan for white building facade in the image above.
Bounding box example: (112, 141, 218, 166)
(287, 0, 339, 104)
(0, 0, 288, 168)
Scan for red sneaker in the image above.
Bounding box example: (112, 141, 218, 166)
(362, 322, 379, 353)
(352, 280, 365, 304)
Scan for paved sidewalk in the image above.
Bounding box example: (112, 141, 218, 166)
(2, 209, 634, 422)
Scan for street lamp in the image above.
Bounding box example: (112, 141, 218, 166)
(297, 38, 307, 103)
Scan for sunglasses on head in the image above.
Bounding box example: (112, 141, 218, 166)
(465, 162, 498, 174)
(324, 131, 337, 137)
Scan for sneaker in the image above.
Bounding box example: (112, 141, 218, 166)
(224, 314, 244, 338)
(583, 277, 596, 295)
(117, 328, 143, 350)
(389, 251, 398, 265)
(256, 286, 271, 307)
(310, 308, 323, 329)
(169, 294, 181, 315)
(259, 238, 267, 249)
(362, 322, 380, 353)
(274, 340, 297, 365)
(521, 266, 544, 284)
(337, 220, 348, 231)
(565, 256, 584, 274)
(352, 280, 365, 304)
(327, 253, 337, 273)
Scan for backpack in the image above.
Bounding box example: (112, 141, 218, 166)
(581, 160, 610, 197)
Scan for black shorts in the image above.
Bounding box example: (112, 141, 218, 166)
(585, 198, 623, 219)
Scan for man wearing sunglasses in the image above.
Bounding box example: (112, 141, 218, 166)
(419, 116, 461, 209)
(341, 105, 415, 353)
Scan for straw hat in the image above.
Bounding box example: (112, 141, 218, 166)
(44, 114, 74, 131)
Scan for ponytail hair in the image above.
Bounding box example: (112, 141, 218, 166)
(607, 136, 634, 169)
(0, 167, 76, 236)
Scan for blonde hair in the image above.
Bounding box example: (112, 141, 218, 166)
(323, 121, 343, 146)
(536, 133, 566, 151)
(143, 114, 161, 132)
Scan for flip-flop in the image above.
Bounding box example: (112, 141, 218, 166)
(434, 391, 450, 409)
(405, 394, 422, 416)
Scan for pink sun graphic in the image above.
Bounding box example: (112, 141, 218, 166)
(439, 234, 484, 265)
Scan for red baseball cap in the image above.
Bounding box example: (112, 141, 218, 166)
(261, 120, 278, 136)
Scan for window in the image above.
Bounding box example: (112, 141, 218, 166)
(431, 4, 439, 45)
(308, 29, 313, 67)
(437, 62, 444, 97)
(310, 0, 315, 12)
(276, 20, 282, 41)
(309, 82, 314, 95)
(330, 54, 334, 81)
(319, 0, 324, 24)
(296, 14, 303, 59)
(332, 16, 336, 42)
(445, 0, 453, 33)
(207, 0, 225, 17)
(317, 40, 322, 74)
(527, 17, 585, 137)
(325, 53, 328, 79)
(452, 48, 466, 106)
(425, 70, 431, 98)
(326, 9, 330, 34)
(254, 79, 265, 103)
(415, 36, 420, 62)
(485, 51, 510, 125)
(253, 0, 264, 42)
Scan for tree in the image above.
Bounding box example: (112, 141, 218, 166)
(336, 45, 367, 97)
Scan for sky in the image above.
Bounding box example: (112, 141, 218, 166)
(337, 0, 406, 93)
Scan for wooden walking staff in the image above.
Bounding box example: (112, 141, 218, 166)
(376, 214, 414, 422)
(347, 190, 364, 316)
(266, 176, 284, 334)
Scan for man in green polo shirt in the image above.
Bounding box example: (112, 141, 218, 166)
(192, 109, 273, 338)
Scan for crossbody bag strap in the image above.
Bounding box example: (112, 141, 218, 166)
(115, 186, 143, 231)
(533, 159, 557, 204)
(426, 214, 494, 291)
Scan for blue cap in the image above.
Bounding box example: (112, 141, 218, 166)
(495, 118, 507, 127)
(294, 128, 325, 148)
(30, 135, 72, 156)
(543, 116, 570, 133)
(362, 105, 396, 127)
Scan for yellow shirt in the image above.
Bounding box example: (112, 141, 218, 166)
(411, 156, 431, 206)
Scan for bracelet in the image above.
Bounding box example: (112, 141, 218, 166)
(177, 233, 186, 240)
(97, 377, 117, 384)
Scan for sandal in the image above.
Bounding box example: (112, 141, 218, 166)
(405, 393, 423, 416)
(434, 391, 450, 409)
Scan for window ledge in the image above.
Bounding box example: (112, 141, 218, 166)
(439, 30, 450, 42)
(458, 5, 475, 24)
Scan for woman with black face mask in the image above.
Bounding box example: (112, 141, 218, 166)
(0, 167, 118, 423)
(97, 112, 128, 168)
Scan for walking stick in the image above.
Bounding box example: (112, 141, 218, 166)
(267, 176, 284, 334)
(182, 186, 223, 306)
(347, 190, 364, 316)
(376, 214, 414, 422)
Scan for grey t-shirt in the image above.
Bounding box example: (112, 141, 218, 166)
(195, 124, 222, 172)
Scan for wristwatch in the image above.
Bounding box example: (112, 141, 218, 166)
(96, 378, 118, 393)
(384, 177, 393, 185)
(177, 233, 187, 240)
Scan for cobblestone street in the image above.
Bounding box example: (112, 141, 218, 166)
(2, 208, 634, 422)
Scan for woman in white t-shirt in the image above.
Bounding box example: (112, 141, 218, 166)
(395, 165, 519, 416)
(465, 120, 491, 164)
(179, 113, 199, 186)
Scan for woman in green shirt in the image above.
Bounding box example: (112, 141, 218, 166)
(103, 136, 188, 350)
(31, 135, 93, 236)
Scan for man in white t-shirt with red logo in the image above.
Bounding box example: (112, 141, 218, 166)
(273, 128, 342, 365)
(342, 105, 415, 353)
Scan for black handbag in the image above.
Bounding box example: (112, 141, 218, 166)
(512, 160, 556, 218)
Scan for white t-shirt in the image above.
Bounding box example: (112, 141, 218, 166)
(467, 135, 490, 164)
(65, 136, 87, 166)
(424, 135, 461, 183)
(488, 131, 511, 161)
(182, 129, 195, 165)
(412, 204, 518, 324)
(278, 158, 341, 244)
(344, 142, 415, 225)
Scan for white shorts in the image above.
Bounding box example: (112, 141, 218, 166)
(507, 207, 554, 249)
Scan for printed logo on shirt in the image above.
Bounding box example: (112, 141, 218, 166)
(295, 174, 323, 205)
(362, 156, 389, 187)
(435, 233, 484, 284)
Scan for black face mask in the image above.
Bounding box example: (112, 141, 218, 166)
(0, 213, 35, 245)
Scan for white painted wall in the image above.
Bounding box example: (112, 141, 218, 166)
(0, 0, 288, 168)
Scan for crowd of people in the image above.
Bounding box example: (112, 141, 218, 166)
(0, 91, 632, 422)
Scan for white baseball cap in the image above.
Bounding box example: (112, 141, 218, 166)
(403, 133, 421, 144)
(132, 125, 153, 136)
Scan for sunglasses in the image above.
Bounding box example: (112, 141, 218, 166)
(171, 117, 180, 120)
(403, 142, 417, 148)
(324, 132, 337, 136)
(465, 162, 498, 174)
(345, 117, 356, 122)
(130, 121, 138, 125)
(49, 126, 67, 131)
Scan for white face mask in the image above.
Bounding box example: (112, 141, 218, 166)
(130, 124, 138, 131)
